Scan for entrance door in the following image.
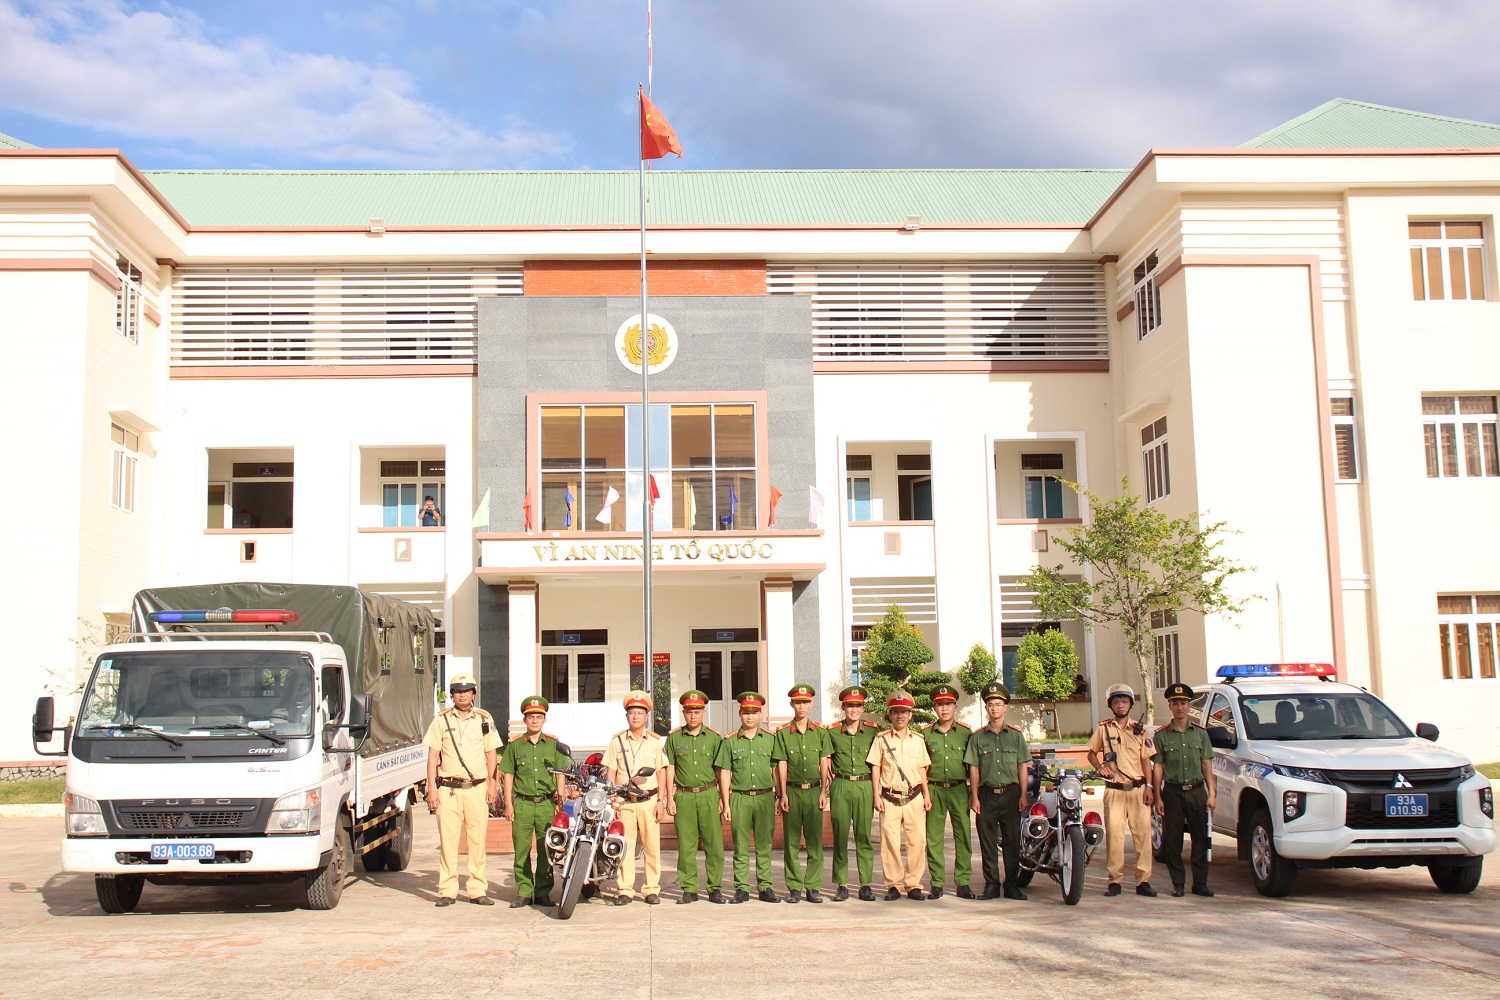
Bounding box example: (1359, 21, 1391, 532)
(540, 650, 608, 705)
(693, 647, 759, 733)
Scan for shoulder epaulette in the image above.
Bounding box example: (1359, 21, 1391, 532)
(1098, 719, 1112, 727)
(540, 732, 559, 742)
(1007, 724, 1023, 732)
(775, 723, 789, 732)
(704, 726, 722, 736)
(921, 722, 934, 731)
(475, 709, 492, 718)
(863, 720, 879, 728)
(955, 721, 972, 730)
(646, 729, 664, 740)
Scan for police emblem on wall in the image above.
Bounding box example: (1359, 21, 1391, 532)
(615, 313, 678, 374)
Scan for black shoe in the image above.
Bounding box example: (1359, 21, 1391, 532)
(1003, 886, 1027, 901)
(508, 897, 529, 908)
(833, 885, 849, 901)
(614, 895, 631, 906)
(1171, 884, 1186, 897)
(806, 890, 823, 903)
(730, 889, 749, 904)
(532, 895, 554, 907)
(981, 882, 1001, 900)
(678, 892, 698, 904)
(1104, 883, 1122, 897)
(907, 888, 924, 900)
(758, 888, 780, 903)
(470, 895, 495, 906)
(885, 887, 901, 900)
(785, 889, 800, 904)
(858, 885, 875, 901)
(644, 894, 660, 905)
(436, 896, 458, 907)
(1136, 882, 1158, 897)
(708, 889, 726, 904)
(956, 885, 975, 899)
(1192, 885, 1216, 897)
(928, 886, 944, 899)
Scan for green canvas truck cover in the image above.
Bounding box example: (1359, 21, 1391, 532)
(131, 582, 436, 757)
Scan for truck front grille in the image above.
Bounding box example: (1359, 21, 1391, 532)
(105, 798, 272, 836)
(123, 810, 253, 830)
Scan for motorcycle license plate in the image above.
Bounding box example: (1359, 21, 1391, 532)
(150, 842, 216, 860)
(1384, 794, 1428, 818)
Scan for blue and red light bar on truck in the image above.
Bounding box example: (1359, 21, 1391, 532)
(1216, 662, 1336, 681)
(147, 609, 299, 624)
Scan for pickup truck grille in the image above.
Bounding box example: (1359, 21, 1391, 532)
(105, 799, 271, 836)
(1344, 793, 1458, 829)
(1324, 767, 1464, 790)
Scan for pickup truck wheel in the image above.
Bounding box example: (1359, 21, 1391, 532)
(1246, 808, 1296, 897)
(1151, 812, 1167, 862)
(303, 824, 352, 910)
(382, 800, 415, 872)
(1429, 859, 1483, 894)
(95, 874, 144, 914)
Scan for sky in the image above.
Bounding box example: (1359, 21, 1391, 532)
(3, 0, 1500, 172)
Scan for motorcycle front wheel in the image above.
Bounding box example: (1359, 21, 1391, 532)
(1060, 826, 1085, 905)
(556, 845, 591, 919)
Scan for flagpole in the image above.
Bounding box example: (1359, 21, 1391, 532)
(639, 5, 654, 722)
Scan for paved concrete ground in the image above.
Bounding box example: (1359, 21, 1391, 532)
(2, 815, 1497, 999)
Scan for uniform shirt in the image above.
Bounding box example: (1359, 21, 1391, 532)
(826, 719, 880, 777)
(921, 720, 972, 783)
(771, 720, 832, 785)
(1087, 716, 1156, 782)
(422, 707, 501, 780)
(713, 728, 776, 790)
(963, 724, 1029, 787)
(499, 732, 571, 797)
(664, 726, 723, 788)
(865, 727, 931, 793)
(1153, 723, 1213, 784)
(602, 728, 668, 794)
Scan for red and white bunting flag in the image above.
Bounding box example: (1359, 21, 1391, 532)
(808, 486, 825, 527)
(595, 486, 621, 525)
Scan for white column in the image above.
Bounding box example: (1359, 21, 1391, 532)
(762, 576, 795, 726)
(506, 579, 538, 740)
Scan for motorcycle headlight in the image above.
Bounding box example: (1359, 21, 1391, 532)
(64, 790, 107, 837)
(583, 788, 608, 813)
(268, 787, 321, 834)
(1058, 775, 1083, 801)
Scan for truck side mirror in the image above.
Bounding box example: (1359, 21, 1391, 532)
(32, 696, 68, 757)
(1415, 722, 1439, 742)
(348, 693, 372, 743)
(1207, 725, 1235, 749)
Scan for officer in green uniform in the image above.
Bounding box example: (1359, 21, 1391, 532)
(772, 683, 832, 903)
(827, 685, 880, 901)
(714, 691, 780, 903)
(499, 696, 572, 907)
(964, 682, 1031, 901)
(1152, 682, 1217, 898)
(922, 682, 974, 898)
(663, 689, 726, 904)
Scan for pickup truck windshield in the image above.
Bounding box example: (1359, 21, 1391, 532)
(1239, 692, 1413, 741)
(78, 650, 316, 739)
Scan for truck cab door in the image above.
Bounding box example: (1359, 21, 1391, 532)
(319, 663, 356, 820)
(1204, 692, 1241, 832)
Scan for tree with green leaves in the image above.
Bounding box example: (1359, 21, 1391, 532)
(1026, 479, 1256, 725)
(955, 642, 998, 698)
(859, 605, 947, 723)
(1013, 628, 1080, 738)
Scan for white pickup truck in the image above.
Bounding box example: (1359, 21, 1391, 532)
(32, 583, 438, 913)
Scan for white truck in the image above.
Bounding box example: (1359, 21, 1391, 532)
(32, 583, 439, 913)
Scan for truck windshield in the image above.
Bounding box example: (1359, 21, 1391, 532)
(77, 650, 316, 739)
(1239, 692, 1414, 741)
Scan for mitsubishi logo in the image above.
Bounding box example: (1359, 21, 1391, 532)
(1393, 773, 1413, 789)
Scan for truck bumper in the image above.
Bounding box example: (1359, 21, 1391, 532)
(62, 834, 324, 875)
(1277, 824, 1497, 861)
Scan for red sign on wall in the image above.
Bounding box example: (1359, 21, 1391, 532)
(628, 653, 671, 667)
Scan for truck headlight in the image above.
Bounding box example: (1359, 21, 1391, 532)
(64, 790, 107, 837)
(268, 788, 321, 834)
(1283, 790, 1307, 822)
(1272, 765, 1331, 784)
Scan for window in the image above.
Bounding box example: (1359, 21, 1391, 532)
(1206, 693, 1237, 743)
(1141, 417, 1170, 503)
(110, 423, 139, 512)
(1151, 609, 1180, 688)
(115, 257, 143, 344)
(225, 460, 295, 529)
(1437, 595, 1500, 680)
(1021, 453, 1064, 518)
(1422, 395, 1499, 478)
(381, 459, 446, 526)
(999, 621, 1063, 693)
(1331, 397, 1359, 481)
(1409, 221, 1486, 301)
(846, 453, 872, 522)
(320, 665, 346, 722)
(1132, 252, 1162, 340)
(540, 402, 757, 532)
(896, 453, 933, 521)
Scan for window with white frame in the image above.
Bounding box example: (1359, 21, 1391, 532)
(1132, 252, 1162, 340)
(1437, 594, 1500, 680)
(381, 460, 446, 526)
(115, 258, 143, 344)
(110, 423, 139, 512)
(1151, 609, 1181, 688)
(846, 453, 873, 522)
(1021, 453, 1065, 519)
(1409, 221, 1486, 301)
(1331, 396, 1359, 481)
(1141, 417, 1170, 503)
(1422, 394, 1498, 478)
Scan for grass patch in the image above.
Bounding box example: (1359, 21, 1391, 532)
(0, 778, 64, 805)
(1477, 762, 1500, 780)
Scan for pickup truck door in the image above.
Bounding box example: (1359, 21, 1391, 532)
(1204, 692, 1242, 833)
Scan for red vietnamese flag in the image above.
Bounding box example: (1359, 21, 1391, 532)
(768, 486, 783, 527)
(522, 489, 533, 532)
(640, 90, 682, 160)
(649, 474, 661, 505)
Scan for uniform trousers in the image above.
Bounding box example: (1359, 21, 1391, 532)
(879, 795, 928, 890)
(672, 788, 724, 893)
(1103, 785, 1153, 885)
(926, 783, 973, 888)
(729, 791, 776, 891)
(510, 798, 556, 899)
(616, 799, 661, 898)
(974, 784, 1022, 888)
(1160, 784, 1211, 888)
(781, 786, 825, 892)
(829, 778, 874, 887)
(436, 783, 490, 899)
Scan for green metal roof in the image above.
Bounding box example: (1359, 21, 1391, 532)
(141, 168, 1128, 228)
(0, 130, 36, 149)
(1242, 99, 1500, 149)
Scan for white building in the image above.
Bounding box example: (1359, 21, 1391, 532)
(4, 98, 1499, 764)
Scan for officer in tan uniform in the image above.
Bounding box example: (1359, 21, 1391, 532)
(423, 673, 501, 906)
(1087, 683, 1158, 897)
(867, 690, 932, 900)
(602, 690, 668, 904)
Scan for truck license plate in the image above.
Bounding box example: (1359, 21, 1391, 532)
(1384, 793, 1428, 818)
(150, 843, 216, 860)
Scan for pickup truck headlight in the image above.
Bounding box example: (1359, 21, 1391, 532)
(1271, 765, 1332, 784)
(64, 790, 107, 837)
(268, 788, 321, 834)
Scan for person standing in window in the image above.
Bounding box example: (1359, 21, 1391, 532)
(421, 496, 443, 526)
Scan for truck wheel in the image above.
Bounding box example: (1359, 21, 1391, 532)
(95, 874, 144, 914)
(382, 800, 415, 872)
(1151, 812, 1167, 863)
(1429, 860, 1483, 894)
(303, 824, 352, 910)
(1245, 809, 1296, 897)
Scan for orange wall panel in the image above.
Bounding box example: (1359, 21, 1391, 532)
(524, 259, 766, 296)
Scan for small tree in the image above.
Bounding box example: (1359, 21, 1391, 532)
(860, 605, 943, 722)
(1013, 628, 1080, 738)
(956, 643, 998, 698)
(1027, 479, 1256, 725)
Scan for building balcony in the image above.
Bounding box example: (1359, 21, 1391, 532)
(353, 527, 447, 583)
(843, 520, 936, 577)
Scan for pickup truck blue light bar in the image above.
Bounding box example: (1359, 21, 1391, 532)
(1216, 663, 1336, 679)
(147, 609, 298, 624)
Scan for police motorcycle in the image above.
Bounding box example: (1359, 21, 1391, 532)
(544, 753, 655, 919)
(1015, 752, 1106, 905)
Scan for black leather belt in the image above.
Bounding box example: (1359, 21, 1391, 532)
(1105, 780, 1146, 791)
(930, 779, 965, 788)
(982, 783, 1019, 793)
(882, 788, 921, 805)
(675, 783, 716, 794)
(623, 789, 657, 800)
(438, 777, 483, 789)
(514, 792, 552, 802)
(835, 774, 871, 782)
(1164, 781, 1204, 792)
(733, 788, 775, 796)
(790, 782, 820, 790)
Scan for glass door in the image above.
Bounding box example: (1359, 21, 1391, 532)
(693, 646, 759, 733)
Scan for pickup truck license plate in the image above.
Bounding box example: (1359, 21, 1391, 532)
(150, 843, 216, 860)
(1384, 793, 1428, 818)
